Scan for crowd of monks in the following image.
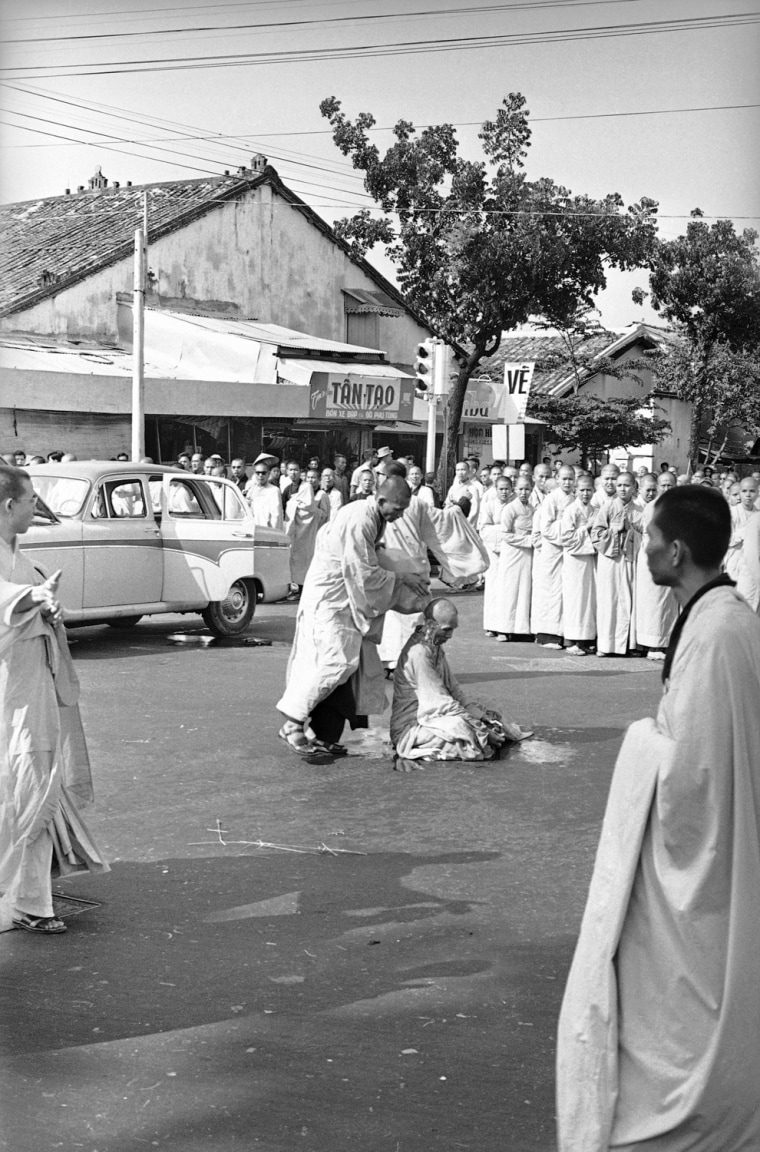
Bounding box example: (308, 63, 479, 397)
(475, 458, 760, 657)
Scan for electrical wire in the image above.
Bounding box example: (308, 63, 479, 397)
(2, 11, 758, 79)
(2, 0, 658, 45)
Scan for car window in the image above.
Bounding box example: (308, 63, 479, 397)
(167, 478, 205, 518)
(202, 479, 247, 521)
(92, 479, 146, 519)
(148, 477, 163, 516)
(31, 474, 90, 517)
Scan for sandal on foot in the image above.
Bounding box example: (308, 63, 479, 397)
(310, 739, 348, 757)
(278, 723, 331, 762)
(13, 913, 67, 934)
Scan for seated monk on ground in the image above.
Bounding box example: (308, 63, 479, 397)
(390, 599, 532, 770)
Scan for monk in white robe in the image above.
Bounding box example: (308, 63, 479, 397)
(634, 472, 678, 658)
(560, 474, 597, 654)
(528, 463, 551, 510)
(557, 486, 760, 1152)
(725, 477, 760, 610)
(284, 478, 328, 588)
(390, 599, 531, 768)
(591, 472, 643, 656)
(478, 477, 513, 637)
(531, 466, 576, 647)
(495, 478, 534, 640)
(590, 464, 620, 510)
(277, 478, 429, 758)
(0, 468, 108, 934)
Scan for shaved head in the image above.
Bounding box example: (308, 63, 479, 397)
(424, 597, 458, 625)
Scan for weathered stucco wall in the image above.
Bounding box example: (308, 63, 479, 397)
(0, 185, 429, 367)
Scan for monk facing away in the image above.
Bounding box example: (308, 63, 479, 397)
(389, 598, 532, 770)
(557, 485, 760, 1152)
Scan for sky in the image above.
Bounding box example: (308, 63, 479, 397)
(1, 0, 758, 329)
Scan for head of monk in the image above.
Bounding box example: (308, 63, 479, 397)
(495, 477, 512, 504)
(646, 486, 731, 586)
(639, 474, 658, 502)
(376, 476, 411, 522)
(576, 475, 594, 504)
(534, 464, 551, 489)
(601, 465, 620, 495)
(656, 471, 676, 494)
(515, 477, 532, 503)
(739, 477, 758, 510)
(424, 597, 459, 646)
(558, 466, 576, 496)
(615, 472, 635, 504)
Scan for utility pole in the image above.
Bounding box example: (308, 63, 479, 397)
(131, 227, 145, 461)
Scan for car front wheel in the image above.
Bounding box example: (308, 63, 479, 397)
(202, 579, 256, 636)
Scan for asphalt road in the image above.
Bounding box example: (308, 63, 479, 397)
(0, 591, 662, 1152)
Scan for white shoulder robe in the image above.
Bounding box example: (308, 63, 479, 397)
(496, 499, 534, 635)
(557, 585, 760, 1152)
(591, 498, 643, 655)
(478, 497, 507, 633)
(531, 489, 574, 635)
(560, 498, 597, 641)
(277, 499, 424, 723)
(634, 500, 679, 648)
(726, 505, 760, 611)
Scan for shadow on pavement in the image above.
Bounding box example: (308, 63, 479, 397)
(1, 852, 567, 1150)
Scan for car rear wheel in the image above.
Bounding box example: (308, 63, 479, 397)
(202, 579, 256, 636)
(106, 615, 143, 629)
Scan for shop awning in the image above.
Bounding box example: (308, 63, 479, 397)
(277, 358, 413, 387)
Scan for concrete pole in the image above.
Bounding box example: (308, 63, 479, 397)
(131, 228, 145, 461)
(425, 393, 437, 475)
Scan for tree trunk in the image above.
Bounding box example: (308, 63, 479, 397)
(435, 353, 480, 495)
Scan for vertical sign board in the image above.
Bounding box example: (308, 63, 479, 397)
(502, 362, 535, 424)
(492, 423, 525, 462)
(309, 372, 415, 422)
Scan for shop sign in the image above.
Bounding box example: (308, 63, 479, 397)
(502, 362, 536, 424)
(462, 423, 492, 458)
(309, 371, 415, 422)
(462, 377, 505, 423)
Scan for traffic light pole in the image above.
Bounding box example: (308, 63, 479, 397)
(425, 393, 437, 475)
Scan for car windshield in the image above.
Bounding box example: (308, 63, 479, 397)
(31, 474, 90, 517)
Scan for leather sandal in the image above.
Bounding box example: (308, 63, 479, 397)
(13, 913, 67, 934)
(278, 723, 332, 762)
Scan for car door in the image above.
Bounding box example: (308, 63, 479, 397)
(82, 475, 163, 608)
(159, 475, 255, 603)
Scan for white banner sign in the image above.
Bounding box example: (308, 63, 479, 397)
(502, 362, 535, 424)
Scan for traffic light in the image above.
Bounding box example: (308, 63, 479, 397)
(414, 339, 434, 394)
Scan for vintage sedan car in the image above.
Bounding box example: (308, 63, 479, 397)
(23, 462, 291, 636)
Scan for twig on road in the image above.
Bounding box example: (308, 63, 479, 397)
(188, 818, 367, 855)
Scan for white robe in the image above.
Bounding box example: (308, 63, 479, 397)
(445, 480, 481, 526)
(531, 489, 574, 635)
(496, 499, 534, 635)
(284, 482, 328, 585)
(0, 540, 108, 931)
(634, 501, 679, 648)
(726, 505, 760, 611)
(245, 483, 284, 531)
(561, 499, 597, 641)
(557, 585, 760, 1152)
(478, 497, 510, 633)
(591, 498, 643, 655)
(379, 499, 489, 665)
(277, 499, 425, 723)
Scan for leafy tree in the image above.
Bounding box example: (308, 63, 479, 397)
(528, 394, 671, 470)
(633, 212, 760, 462)
(637, 337, 760, 466)
(320, 93, 658, 481)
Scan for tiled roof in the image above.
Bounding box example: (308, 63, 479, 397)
(0, 172, 264, 318)
(478, 324, 676, 397)
(0, 166, 434, 339)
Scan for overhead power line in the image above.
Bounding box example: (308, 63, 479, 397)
(2, 12, 758, 79)
(1, 0, 655, 45)
(2, 101, 757, 148)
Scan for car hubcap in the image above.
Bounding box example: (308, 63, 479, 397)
(221, 582, 248, 622)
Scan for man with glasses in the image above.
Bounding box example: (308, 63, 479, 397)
(245, 461, 283, 530)
(229, 458, 248, 492)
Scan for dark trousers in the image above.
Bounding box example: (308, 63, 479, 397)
(310, 680, 368, 744)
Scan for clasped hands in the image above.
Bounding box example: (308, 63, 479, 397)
(30, 569, 64, 626)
